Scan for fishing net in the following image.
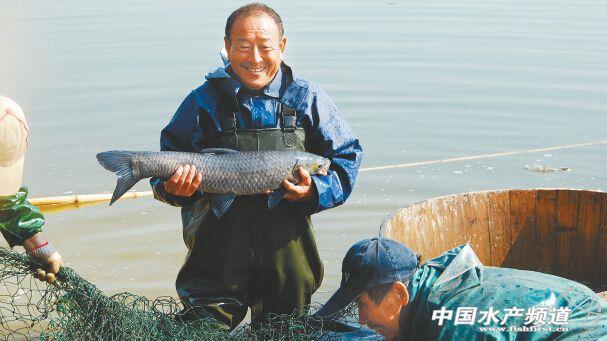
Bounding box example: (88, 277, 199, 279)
(0, 247, 372, 340)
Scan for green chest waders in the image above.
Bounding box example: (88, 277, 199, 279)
(175, 99, 324, 329)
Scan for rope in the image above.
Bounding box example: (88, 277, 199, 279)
(359, 140, 607, 172)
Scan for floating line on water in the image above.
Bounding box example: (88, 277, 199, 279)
(359, 140, 607, 172)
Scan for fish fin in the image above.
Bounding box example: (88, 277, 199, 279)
(268, 187, 286, 209)
(291, 159, 300, 173)
(209, 193, 236, 218)
(199, 148, 238, 155)
(96, 151, 139, 205)
(289, 159, 302, 184)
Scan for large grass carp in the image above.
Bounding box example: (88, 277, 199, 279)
(96, 148, 330, 217)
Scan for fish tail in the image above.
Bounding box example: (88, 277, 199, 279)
(96, 151, 140, 205)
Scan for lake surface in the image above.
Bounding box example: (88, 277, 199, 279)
(1, 0, 606, 308)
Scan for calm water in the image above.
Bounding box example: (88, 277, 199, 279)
(1, 0, 606, 306)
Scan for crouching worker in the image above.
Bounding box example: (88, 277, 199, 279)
(0, 96, 63, 283)
(317, 237, 607, 340)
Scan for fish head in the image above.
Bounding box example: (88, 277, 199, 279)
(318, 157, 331, 175)
(296, 154, 331, 176)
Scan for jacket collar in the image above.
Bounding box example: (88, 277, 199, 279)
(398, 244, 483, 340)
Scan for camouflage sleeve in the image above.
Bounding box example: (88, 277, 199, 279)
(0, 187, 44, 247)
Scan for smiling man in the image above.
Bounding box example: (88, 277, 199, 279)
(150, 3, 362, 329)
(317, 237, 607, 340)
(225, 9, 286, 91)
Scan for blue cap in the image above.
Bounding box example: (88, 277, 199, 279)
(316, 237, 418, 318)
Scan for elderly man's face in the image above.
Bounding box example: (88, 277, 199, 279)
(357, 284, 408, 340)
(225, 14, 286, 90)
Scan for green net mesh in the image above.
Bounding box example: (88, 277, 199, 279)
(0, 247, 370, 340)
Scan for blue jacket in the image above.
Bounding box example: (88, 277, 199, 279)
(151, 63, 362, 216)
(401, 244, 607, 340)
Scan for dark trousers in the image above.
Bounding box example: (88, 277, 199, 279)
(175, 195, 324, 329)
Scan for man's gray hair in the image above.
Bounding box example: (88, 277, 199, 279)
(225, 3, 284, 42)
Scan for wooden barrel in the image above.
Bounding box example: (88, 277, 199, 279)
(380, 189, 607, 292)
